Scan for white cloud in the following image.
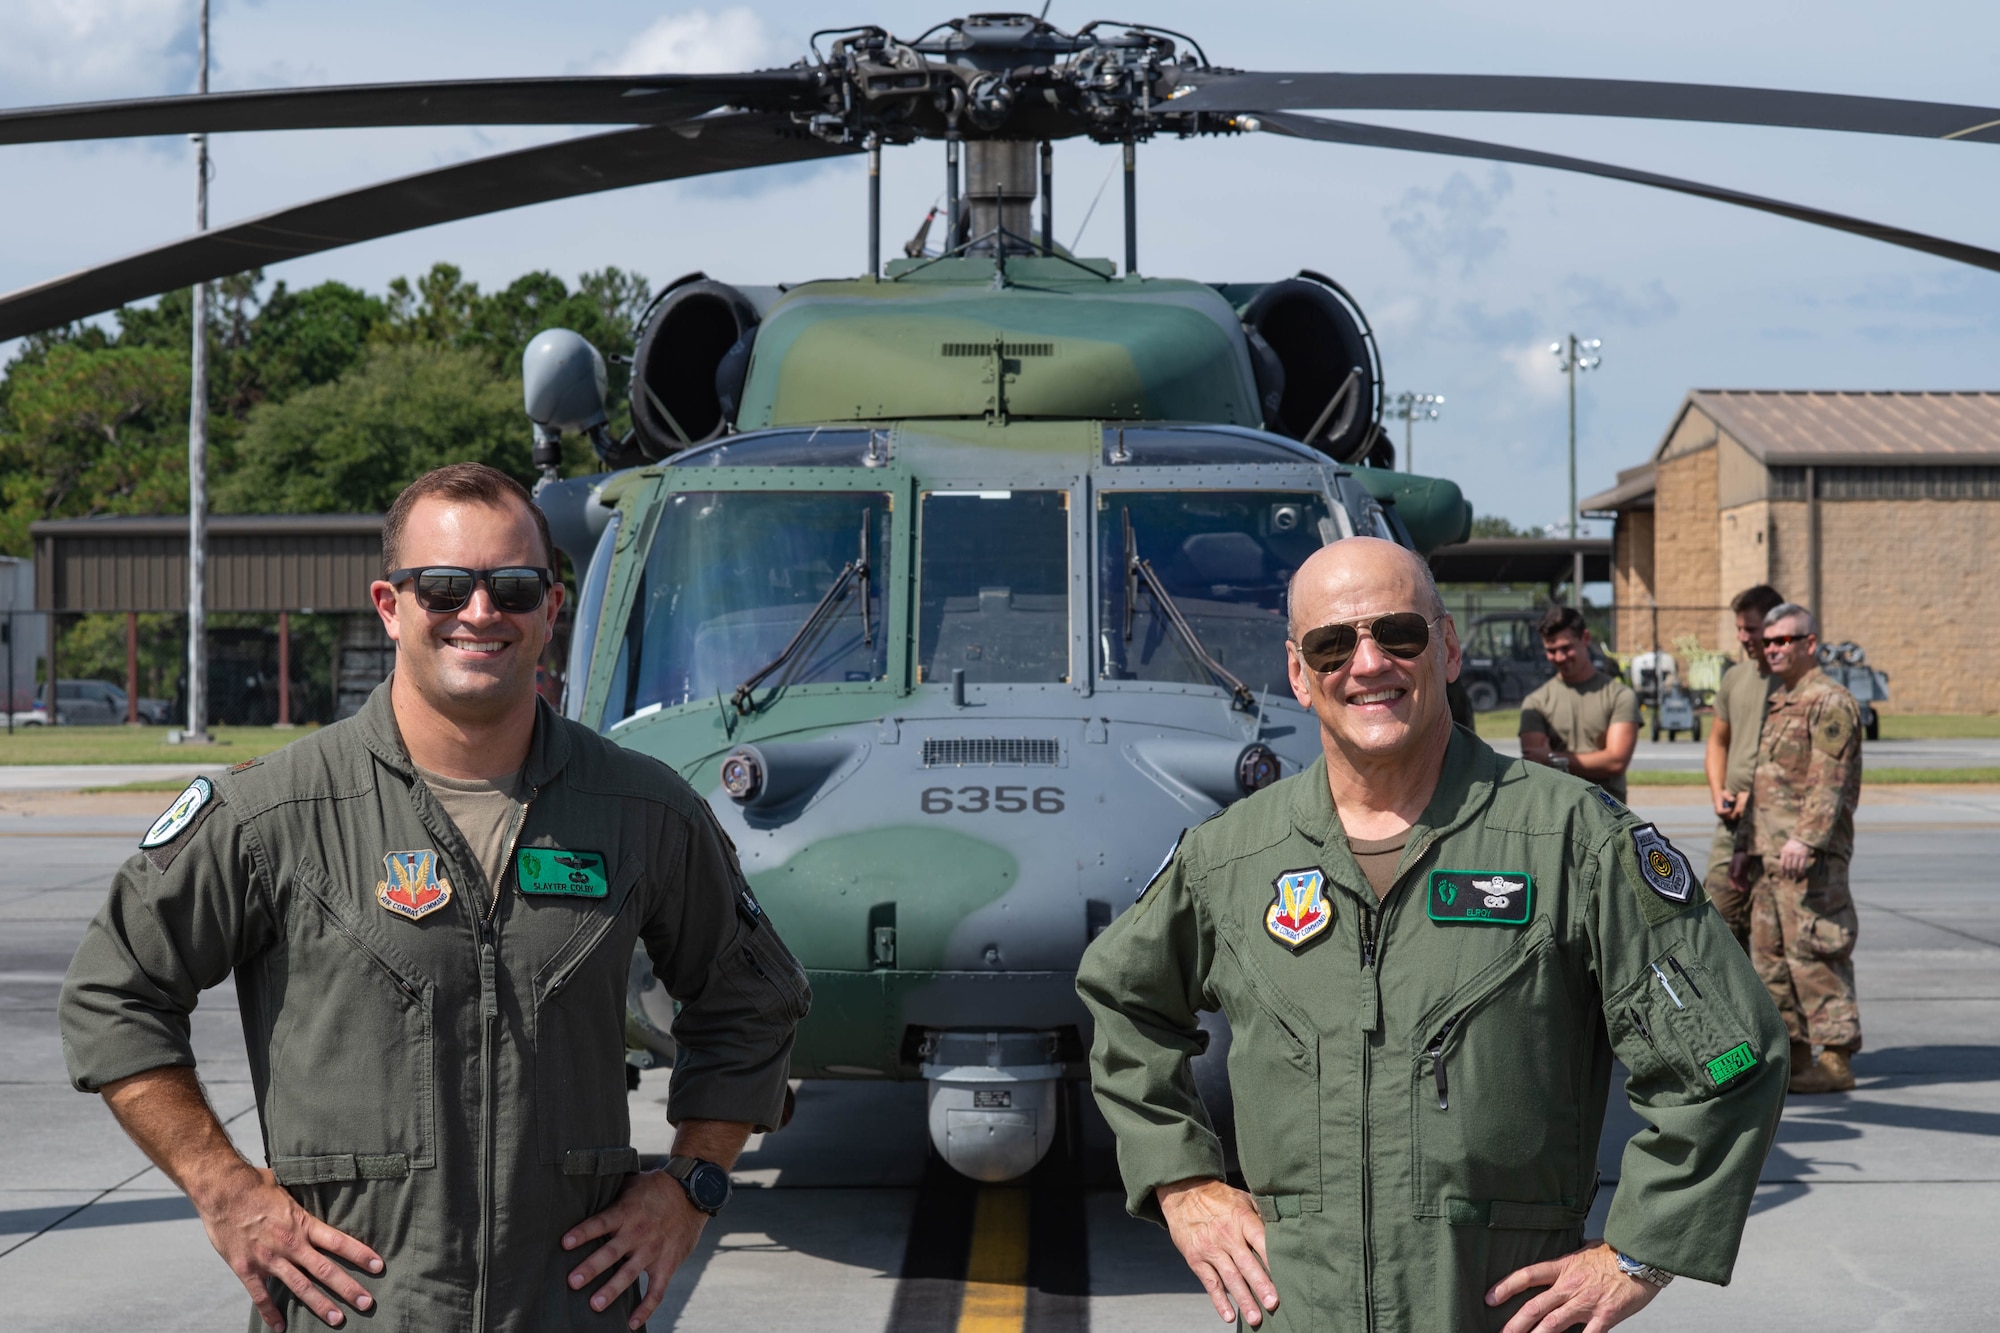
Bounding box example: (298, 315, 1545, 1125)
(0, 0, 194, 102)
(1502, 341, 1570, 403)
(1384, 168, 1513, 277)
(603, 8, 776, 75)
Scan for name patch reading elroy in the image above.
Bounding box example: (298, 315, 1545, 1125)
(1428, 870, 1533, 925)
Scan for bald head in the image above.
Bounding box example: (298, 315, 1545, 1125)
(1287, 538, 1445, 642)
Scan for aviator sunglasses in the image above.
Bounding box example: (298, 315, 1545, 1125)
(1295, 612, 1440, 673)
(387, 566, 553, 615)
(1762, 633, 1811, 648)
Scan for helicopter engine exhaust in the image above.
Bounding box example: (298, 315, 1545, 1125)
(921, 1030, 1064, 1182)
(629, 274, 761, 459)
(1241, 274, 1382, 465)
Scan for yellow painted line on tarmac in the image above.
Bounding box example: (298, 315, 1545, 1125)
(956, 1185, 1030, 1333)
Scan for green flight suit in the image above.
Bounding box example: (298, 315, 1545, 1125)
(1077, 727, 1787, 1332)
(60, 682, 809, 1332)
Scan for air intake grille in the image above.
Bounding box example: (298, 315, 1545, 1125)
(922, 738, 1061, 767)
(940, 341, 1054, 358)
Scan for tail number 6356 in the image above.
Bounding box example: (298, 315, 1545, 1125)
(921, 786, 1065, 815)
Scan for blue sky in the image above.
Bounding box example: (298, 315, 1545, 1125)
(4, 0, 1999, 531)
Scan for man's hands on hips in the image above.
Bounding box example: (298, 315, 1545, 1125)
(1778, 837, 1814, 877)
(1488, 1241, 1661, 1333)
(196, 1162, 385, 1331)
(562, 1170, 707, 1329)
(1157, 1176, 1280, 1327)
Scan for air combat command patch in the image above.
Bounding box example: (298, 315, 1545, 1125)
(1266, 868, 1331, 950)
(377, 850, 454, 921)
(1631, 824, 1694, 904)
(1428, 870, 1533, 925)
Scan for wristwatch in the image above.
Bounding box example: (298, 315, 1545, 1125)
(1548, 754, 1572, 774)
(664, 1155, 732, 1216)
(1614, 1251, 1675, 1288)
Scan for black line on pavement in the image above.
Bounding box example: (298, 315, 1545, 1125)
(1856, 898, 2000, 950)
(887, 1154, 978, 1331)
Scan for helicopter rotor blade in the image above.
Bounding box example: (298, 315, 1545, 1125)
(1173, 72, 2000, 144)
(1255, 111, 2000, 277)
(0, 113, 853, 342)
(0, 72, 817, 146)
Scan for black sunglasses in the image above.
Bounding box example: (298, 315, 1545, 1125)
(1762, 633, 1811, 648)
(387, 566, 552, 615)
(1295, 613, 1439, 673)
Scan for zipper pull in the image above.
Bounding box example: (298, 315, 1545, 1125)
(1357, 904, 1380, 1033)
(1627, 1006, 1654, 1044)
(1427, 1013, 1462, 1110)
(479, 941, 498, 1020)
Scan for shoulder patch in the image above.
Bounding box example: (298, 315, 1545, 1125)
(1594, 787, 1625, 814)
(228, 757, 262, 774)
(1813, 709, 1855, 758)
(139, 777, 218, 871)
(1631, 823, 1694, 904)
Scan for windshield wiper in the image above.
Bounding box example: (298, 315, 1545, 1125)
(731, 512, 873, 715)
(1123, 510, 1257, 712)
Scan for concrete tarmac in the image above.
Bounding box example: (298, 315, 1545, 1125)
(3, 784, 1996, 1330)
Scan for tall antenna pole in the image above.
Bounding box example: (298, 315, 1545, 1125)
(1549, 333, 1601, 609)
(185, 0, 211, 742)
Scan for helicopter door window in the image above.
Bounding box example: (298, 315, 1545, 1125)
(615, 491, 891, 719)
(1098, 491, 1333, 699)
(918, 490, 1070, 685)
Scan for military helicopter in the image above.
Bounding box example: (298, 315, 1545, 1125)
(7, 12, 2000, 1183)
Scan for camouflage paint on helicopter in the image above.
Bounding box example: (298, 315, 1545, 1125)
(541, 252, 1469, 1182)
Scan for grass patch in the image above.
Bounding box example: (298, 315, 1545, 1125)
(1873, 714, 2000, 740)
(0, 723, 318, 766)
(1473, 709, 1520, 740)
(1625, 771, 1709, 786)
(79, 778, 213, 794)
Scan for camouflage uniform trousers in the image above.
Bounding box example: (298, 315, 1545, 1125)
(1705, 823, 1752, 949)
(1748, 854, 1862, 1051)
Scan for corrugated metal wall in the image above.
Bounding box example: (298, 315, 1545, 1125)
(32, 517, 383, 613)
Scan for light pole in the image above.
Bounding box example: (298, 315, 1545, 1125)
(1549, 334, 1601, 607)
(1388, 391, 1444, 472)
(183, 0, 212, 743)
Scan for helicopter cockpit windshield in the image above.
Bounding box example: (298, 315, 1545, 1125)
(1098, 490, 1333, 700)
(605, 490, 891, 719)
(918, 490, 1070, 684)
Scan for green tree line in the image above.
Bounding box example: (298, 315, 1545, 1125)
(0, 264, 650, 694)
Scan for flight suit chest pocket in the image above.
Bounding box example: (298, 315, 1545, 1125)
(267, 862, 436, 1169)
(1410, 918, 1581, 1217)
(1214, 931, 1323, 1202)
(533, 862, 644, 1166)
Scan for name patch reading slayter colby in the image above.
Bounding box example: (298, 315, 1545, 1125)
(1428, 870, 1533, 925)
(517, 848, 609, 898)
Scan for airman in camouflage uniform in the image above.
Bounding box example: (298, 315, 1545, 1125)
(1738, 602, 1863, 1094)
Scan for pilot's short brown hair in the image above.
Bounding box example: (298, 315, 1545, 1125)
(382, 463, 554, 577)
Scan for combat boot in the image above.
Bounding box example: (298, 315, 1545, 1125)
(1789, 1048, 1855, 1095)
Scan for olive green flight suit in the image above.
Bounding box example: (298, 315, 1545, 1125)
(60, 682, 809, 1332)
(1078, 728, 1787, 1332)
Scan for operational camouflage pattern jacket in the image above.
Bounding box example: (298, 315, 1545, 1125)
(1078, 727, 1787, 1333)
(60, 682, 808, 1332)
(1742, 666, 1862, 859)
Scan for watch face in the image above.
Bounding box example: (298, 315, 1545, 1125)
(688, 1163, 731, 1212)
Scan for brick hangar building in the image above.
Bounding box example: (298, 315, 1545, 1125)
(1582, 390, 2000, 714)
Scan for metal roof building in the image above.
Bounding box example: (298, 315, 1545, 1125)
(1581, 390, 2000, 713)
